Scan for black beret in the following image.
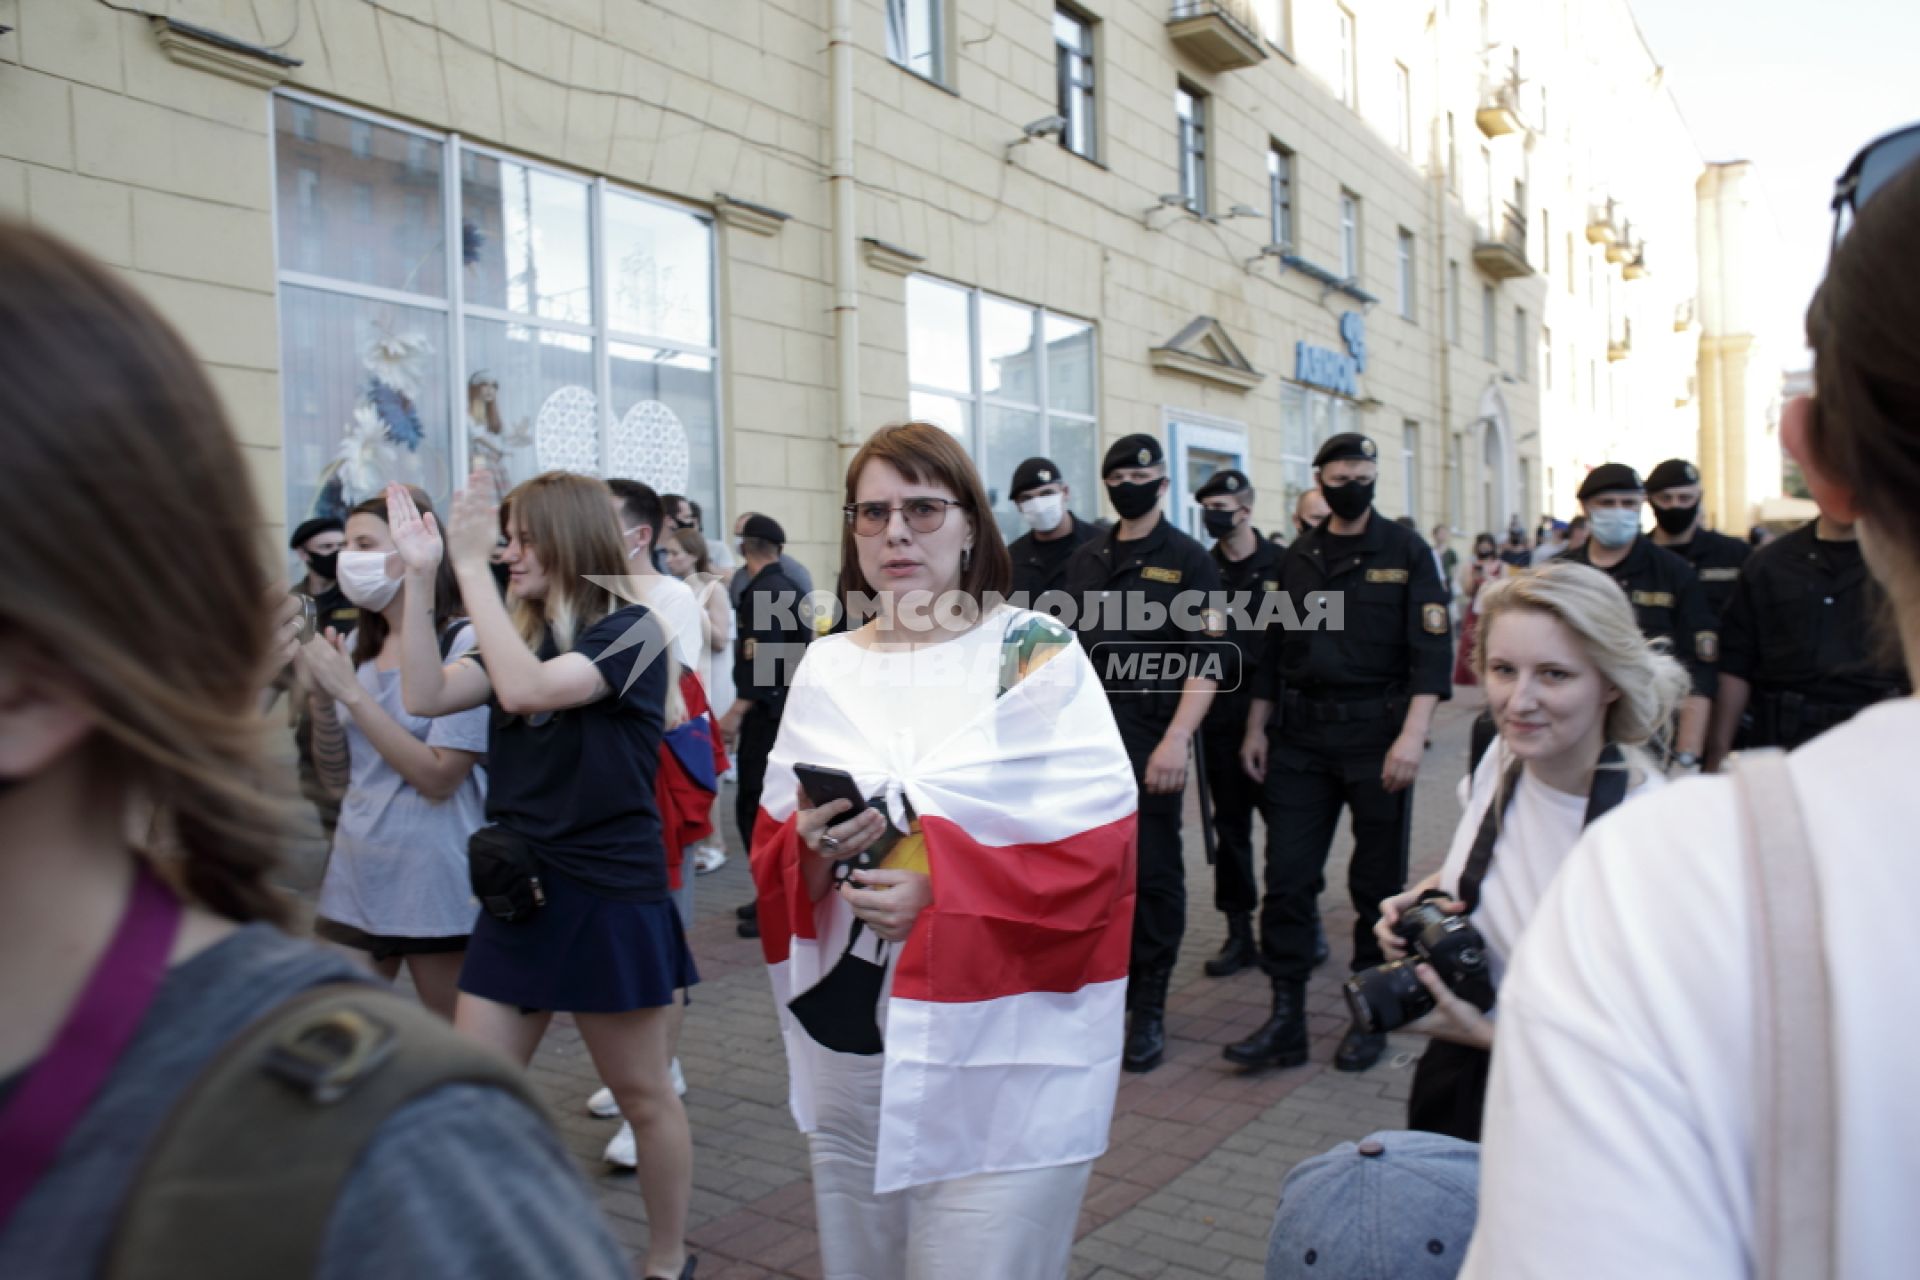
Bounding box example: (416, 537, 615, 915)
(1313, 433, 1378, 468)
(740, 513, 786, 545)
(1195, 469, 1252, 501)
(1645, 458, 1702, 493)
(289, 516, 343, 549)
(1102, 433, 1164, 476)
(1577, 463, 1645, 500)
(1010, 456, 1064, 499)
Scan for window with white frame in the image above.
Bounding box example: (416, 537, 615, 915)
(1394, 62, 1412, 155)
(1336, 6, 1357, 107)
(905, 275, 1098, 541)
(1447, 258, 1460, 344)
(1514, 306, 1528, 380)
(271, 95, 720, 529)
(1481, 284, 1496, 362)
(1269, 142, 1294, 248)
(1397, 228, 1415, 321)
(1281, 384, 1359, 516)
(1249, 0, 1290, 51)
(1446, 112, 1457, 193)
(1340, 190, 1360, 280)
(1402, 420, 1420, 522)
(1177, 82, 1208, 215)
(1054, 7, 1096, 162)
(888, 0, 946, 84)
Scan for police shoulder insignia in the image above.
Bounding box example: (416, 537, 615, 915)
(1203, 607, 1228, 638)
(1422, 603, 1449, 635)
(1630, 590, 1675, 609)
(1141, 566, 1182, 584)
(1696, 631, 1720, 662)
(1365, 568, 1410, 584)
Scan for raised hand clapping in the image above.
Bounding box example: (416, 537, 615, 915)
(386, 482, 445, 574)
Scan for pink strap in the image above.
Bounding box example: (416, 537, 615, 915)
(0, 862, 181, 1227)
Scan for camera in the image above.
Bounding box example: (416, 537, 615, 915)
(1342, 893, 1495, 1035)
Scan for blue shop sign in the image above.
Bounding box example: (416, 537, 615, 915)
(1295, 312, 1368, 397)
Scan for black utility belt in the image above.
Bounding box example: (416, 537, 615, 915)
(1281, 689, 1404, 724)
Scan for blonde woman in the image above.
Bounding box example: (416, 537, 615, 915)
(1370, 561, 1688, 1141)
(391, 470, 696, 1280)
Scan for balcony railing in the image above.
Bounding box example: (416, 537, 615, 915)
(1476, 80, 1523, 138)
(1609, 318, 1634, 362)
(1586, 199, 1621, 245)
(1674, 297, 1697, 331)
(1606, 220, 1636, 264)
(1472, 202, 1531, 279)
(1168, 1, 1266, 72)
(1623, 243, 1650, 280)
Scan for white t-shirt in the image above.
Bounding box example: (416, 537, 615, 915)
(1437, 739, 1664, 991)
(629, 572, 705, 677)
(1462, 698, 1920, 1280)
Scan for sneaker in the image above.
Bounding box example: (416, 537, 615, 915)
(603, 1120, 636, 1169)
(693, 845, 727, 875)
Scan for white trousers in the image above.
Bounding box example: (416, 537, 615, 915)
(807, 1054, 1093, 1280)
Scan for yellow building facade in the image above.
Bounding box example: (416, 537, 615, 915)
(0, 0, 1768, 577)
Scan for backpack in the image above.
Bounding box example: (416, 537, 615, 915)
(103, 983, 541, 1279)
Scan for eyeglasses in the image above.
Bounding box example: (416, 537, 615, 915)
(843, 497, 966, 537)
(1831, 123, 1920, 257)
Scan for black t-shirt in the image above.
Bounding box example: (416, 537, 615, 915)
(483, 605, 669, 900)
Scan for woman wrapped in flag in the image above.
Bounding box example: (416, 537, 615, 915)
(749, 423, 1138, 1279)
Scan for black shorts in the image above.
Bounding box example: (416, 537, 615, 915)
(315, 917, 469, 963)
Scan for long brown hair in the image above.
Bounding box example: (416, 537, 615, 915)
(0, 222, 290, 924)
(837, 422, 1013, 608)
(501, 471, 627, 650)
(347, 488, 461, 668)
(666, 526, 713, 576)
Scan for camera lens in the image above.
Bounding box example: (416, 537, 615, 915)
(1342, 958, 1435, 1035)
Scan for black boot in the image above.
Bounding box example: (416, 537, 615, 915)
(735, 898, 758, 920)
(1123, 968, 1172, 1073)
(1222, 978, 1309, 1069)
(1311, 914, 1330, 968)
(1204, 914, 1257, 978)
(1334, 1025, 1387, 1072)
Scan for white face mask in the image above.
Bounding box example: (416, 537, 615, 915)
(1017, 492, 1066, 533)
(1587, 507, 1642, 549)
(335, 549, 402, 610)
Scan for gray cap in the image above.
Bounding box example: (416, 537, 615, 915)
(1266, 1130, 1479, 1280)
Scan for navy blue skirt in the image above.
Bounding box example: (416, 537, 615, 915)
(458, 869, 699, 1013)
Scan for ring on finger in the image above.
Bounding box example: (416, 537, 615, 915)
(821, 834, 841, 851)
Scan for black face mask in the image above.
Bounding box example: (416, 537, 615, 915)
(306, 550, 338, 580)
(1202, 508, 1240, 539)
(1322, 480, 1375, 522)
(1107, 478, 1162, 521)
(786, 917, 889, 1056)
(1653, 501, 1700, 536)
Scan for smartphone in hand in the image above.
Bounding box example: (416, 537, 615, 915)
(793, 763, 871, 818)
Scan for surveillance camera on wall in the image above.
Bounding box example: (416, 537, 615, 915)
(1022, 115, 1070, 138)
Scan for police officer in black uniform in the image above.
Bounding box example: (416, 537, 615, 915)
(1192, 470, 1283, 978)
(1707, 511, 1910, 768)
(1065, 434, 1223, 1073)
(1645, 457, 1750, 618)
(1562, 463, 1718, 768)
(1006, 455, 1099, 601)
(1227, 434, 1452, 1074)
(719, 514, 811, 939)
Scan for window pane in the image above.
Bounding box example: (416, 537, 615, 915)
(1047, 415, 1098, 531)
(909, 391, 972, 443)
(461, 152, 592, 324)
(1281, 384, 1310, 462)
(273, 99, 447, 297)
(907, 276, 972, 394)
(465, 318, 597, 489)
(609, 343, 719, 527)
(984, 404, 1043, 540)
(1045, 314, 1095, 415)
(888, 0, 940, 80)
(279, 286, 451, 522)
(604, 191, 713, 346)
(979, 294, 1040, 405)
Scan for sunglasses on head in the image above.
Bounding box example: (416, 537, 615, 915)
(1831, 123, 1920, 257)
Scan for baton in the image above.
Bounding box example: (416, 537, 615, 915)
(1193, 732, 1216, 866)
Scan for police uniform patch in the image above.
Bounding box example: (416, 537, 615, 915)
(1365, 568, 1410, 584)
(1630, 590, 1676, 609)
(1361, 439, 1377, 459)
(1137, 447, 1151, 465)
(1261, 580, 1279, 593)
(1141, 566, 1182, 584)
(1422, 603, 1448, 635)
(1697, 631, 1719, 662)
(1699, 567, 1741, 582)
(1203, 608, 1227, 638)
(1039, 469, 1051, 482)
(1226, 475, 1239, 491)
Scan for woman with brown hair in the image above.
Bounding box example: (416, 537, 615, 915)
(297, 490, 486, 1018)
(0, 224, 625, 1275)
(1462, 135, 1920, 1277)
(390, 468, 697, 1280)
(748, 422, 1137, 1279)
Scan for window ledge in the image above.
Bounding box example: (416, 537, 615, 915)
(714, 194, 791, 238)
(862, 237, 925, 276)
(150, 16, 300, 89)
(890, 60, 960, 99)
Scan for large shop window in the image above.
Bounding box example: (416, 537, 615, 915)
(271, 95, 720, 528)
(1280, 384, 1360, 517)
(905, 275, 1097, 543)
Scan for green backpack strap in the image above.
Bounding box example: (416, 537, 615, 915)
(103, 983, 546, 1280)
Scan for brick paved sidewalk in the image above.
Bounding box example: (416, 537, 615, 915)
(526, 692, 1482, 1278)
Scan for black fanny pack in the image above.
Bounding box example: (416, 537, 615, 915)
(467, 826, 547, 922)
(787, 918, 890, 1056)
